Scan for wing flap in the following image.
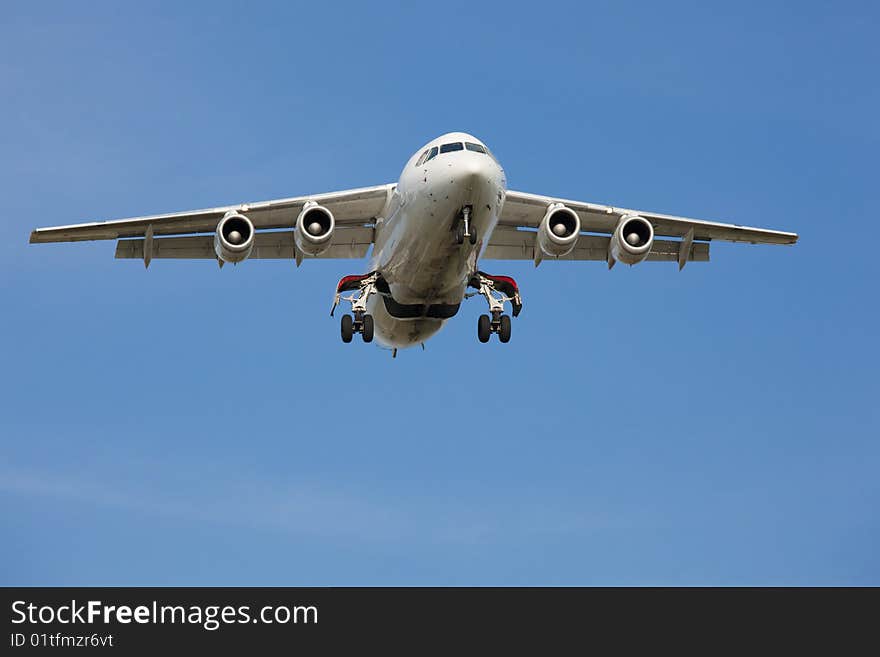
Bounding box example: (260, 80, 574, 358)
(115, 227, 373, 261)
(482, 227, 709, 262)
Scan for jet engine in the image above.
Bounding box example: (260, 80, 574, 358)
(536, 204, 581, 258)
(214, 211, 255, 263)
(295, 202, 335, 257)
(609, 214, 654, 265)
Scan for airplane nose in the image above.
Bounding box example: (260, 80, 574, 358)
(463, 159, 483, 178)
(458, 156, 493, 191)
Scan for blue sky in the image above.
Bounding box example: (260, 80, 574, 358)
(1, 0, 878, 585)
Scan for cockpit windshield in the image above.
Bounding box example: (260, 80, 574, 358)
(416, 146, 439, 166)
(416, 141, 491, 166)
(439, 142, 464, 153)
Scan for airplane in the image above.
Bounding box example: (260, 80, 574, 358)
(30, 131, 798, 352)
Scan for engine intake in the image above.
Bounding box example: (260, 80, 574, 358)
(295, 202, 335, 257)
(610, 214, 654, 265)
(536, 204, 580, 259)
(214, 211, 255, 263)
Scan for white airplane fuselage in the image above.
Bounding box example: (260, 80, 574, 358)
(366, 132, 507, 348)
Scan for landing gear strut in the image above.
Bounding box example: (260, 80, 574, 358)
(455, 205, 478, 246)
(332, 273, 379, 343)
(467, 272, 521, 344)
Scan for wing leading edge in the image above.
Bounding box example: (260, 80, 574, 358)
(497, 190, 798, 246)
(29, 184, 394, 246)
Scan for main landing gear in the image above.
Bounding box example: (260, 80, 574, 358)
(332, 273, 379, 344)
(467, 272, 522, 344)
(340, 311, 374, 343)
(455, 205, 478, 246)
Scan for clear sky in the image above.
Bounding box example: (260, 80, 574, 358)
(1, 0, 878, 585)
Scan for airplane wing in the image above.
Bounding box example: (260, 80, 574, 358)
(29, 183, 395, 263)
(485, 190, 797, 267)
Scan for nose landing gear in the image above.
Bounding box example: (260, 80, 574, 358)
(467, 272, 522, 344)
(332, 272, 379, 343)
(455, 205, 478, 246)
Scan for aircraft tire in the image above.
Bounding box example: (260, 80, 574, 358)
(341, 314, 354, 343)
(362, 314, 374, 343)
(478, 314, 491, 343)
(498, 314, 512, 343)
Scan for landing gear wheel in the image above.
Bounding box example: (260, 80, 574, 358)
(455, 222, 465, 245)
(469, 230, 477, 245)
(361, 314, 374, 343)
(498, 314, 512, 343)
(341, 314, 353, 343)
(477, 314, 491, 343)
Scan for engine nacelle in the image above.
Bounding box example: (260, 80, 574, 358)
(214, 211, 255, 263)
(295, 202, 335, 257)
(609, 214, 654, 265)
(536, 204, 581, 258)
